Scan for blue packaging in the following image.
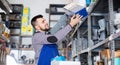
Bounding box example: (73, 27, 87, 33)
(51, 56, 66, 61)
(75, 8, 88, 18)
(64, 2, 88, 18)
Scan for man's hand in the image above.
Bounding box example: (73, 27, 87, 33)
(69, 14, 82, 27)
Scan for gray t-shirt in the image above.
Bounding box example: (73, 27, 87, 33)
(32, 24, 72, 63)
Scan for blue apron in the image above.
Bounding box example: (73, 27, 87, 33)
(37, 44, 59, 65)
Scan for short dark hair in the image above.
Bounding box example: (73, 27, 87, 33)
(31, 15, 43, 29)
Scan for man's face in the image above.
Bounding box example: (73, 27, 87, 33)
(36, 18, 50, 31)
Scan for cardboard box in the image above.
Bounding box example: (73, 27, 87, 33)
(63, 2, 88, 17)
(100, 49, 120, 59)
(96, 61, 103, 65)
(51, 61, 80, 65)
(115, 50, 120, 58)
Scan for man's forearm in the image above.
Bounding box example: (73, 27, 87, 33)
(54, 24, 72, 42)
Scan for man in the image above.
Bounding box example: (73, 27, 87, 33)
(31, 14, 82, 65)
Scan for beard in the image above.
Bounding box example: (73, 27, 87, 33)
(44, 28, 50, 31)
(44, 24, 50, 31)
(40, 26, 50, 31)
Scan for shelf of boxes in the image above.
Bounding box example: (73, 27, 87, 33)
(0, 1, 13, 65)
(64, 0, 120, 65)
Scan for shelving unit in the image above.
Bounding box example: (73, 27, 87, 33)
(8, 5, 23, 62)
(1, 4, 24, 65)
(9, 4, 23, 29)
(48, 4, 65, 28)
(0, 0, 12, 13)
(1, 3, 35, 65)
(65, 0, 120, 65)
(0, 0, 12, 65)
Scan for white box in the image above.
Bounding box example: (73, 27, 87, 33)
(51, 61, 80, 65)
(63, 2, 88, 17)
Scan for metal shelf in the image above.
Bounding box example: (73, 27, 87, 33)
(10, 34, 20, 36)
(50, 20, 58, 22)
(50, 4, 65, 7)
(19, 48, 33, 50)
(50, 12, 65, 15)
(66, 0, 103, 47)
(90, 13, 108, 16)
(87, 0, 100, 14)
(18, 64, 36, 65)
(91, 31, 120, 50)
(9, 27, 21, 29)
(72, 31, 120, 58)
(73, 48, 89, 58)
(49, 4, 65, 15)
(49, 4, 65, 27)
(0, 35, 10, 42)
(0, 0, 12, 13)
(20, 35, 32, 37)
(67, 0, 109, 46)
(68, 0, 120, 65)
